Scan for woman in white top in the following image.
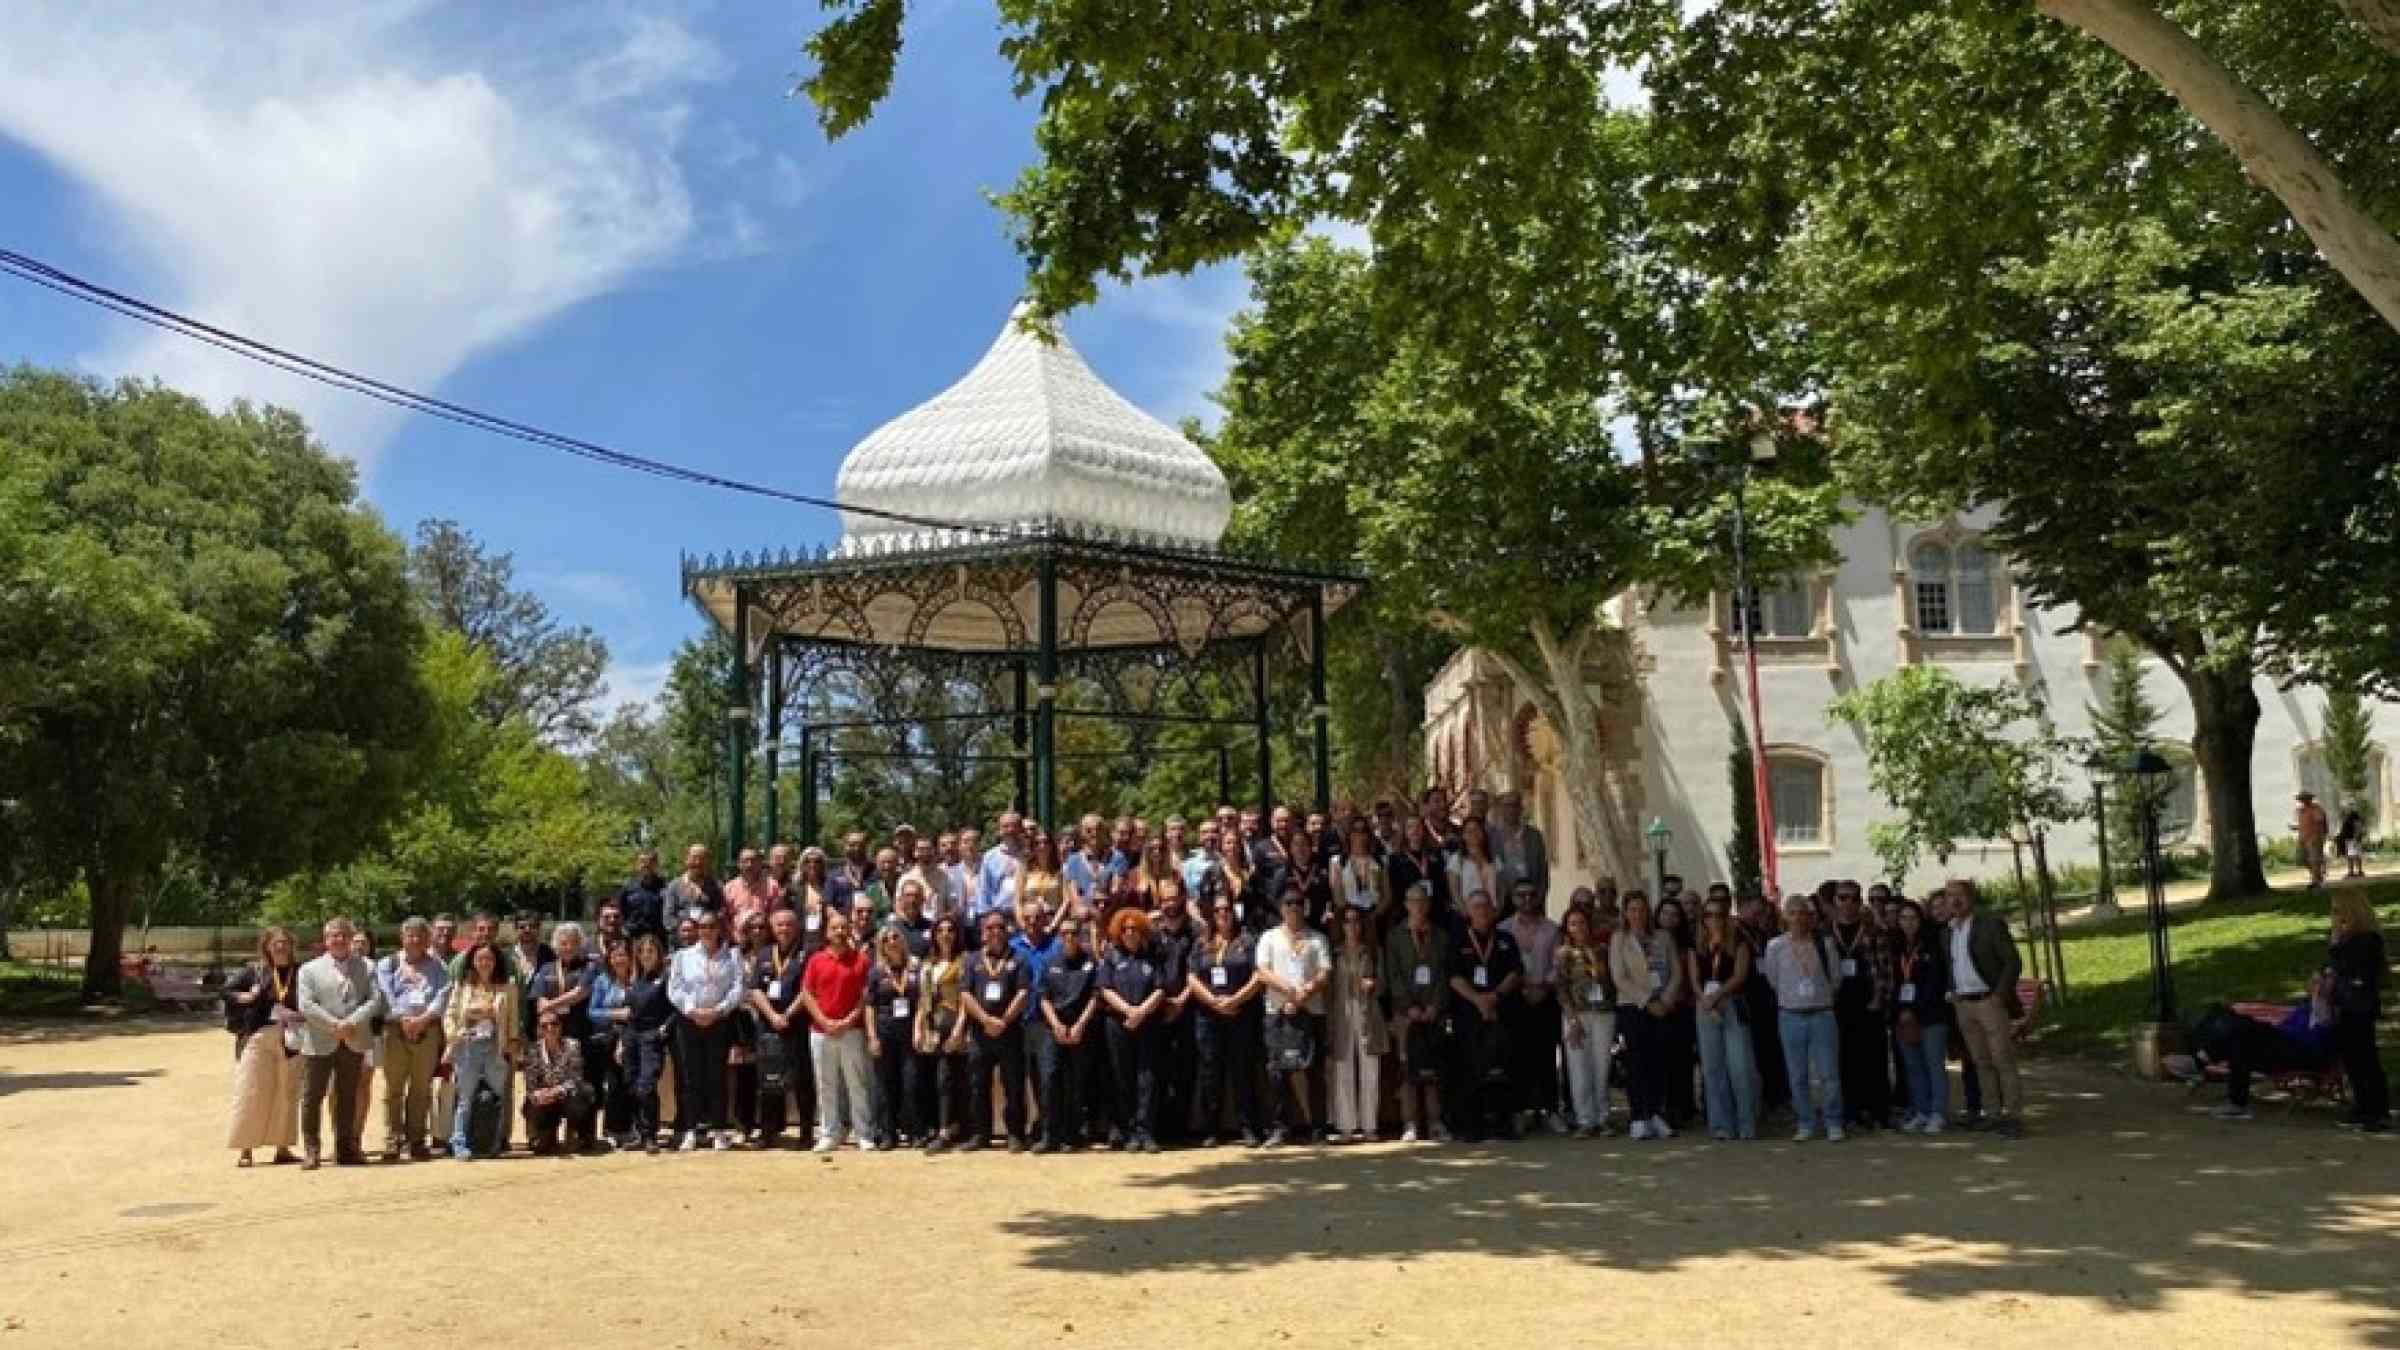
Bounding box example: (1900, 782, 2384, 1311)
(1607, 891, 1685, 1140)
(1448, 818, 1501, 923)
(1335, 818, 1394, 938)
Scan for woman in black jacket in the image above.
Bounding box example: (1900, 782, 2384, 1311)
(1888, 900, 1953, 1133)
(2327, 893, 2390, 1133)
(624, 932, 678, 1153)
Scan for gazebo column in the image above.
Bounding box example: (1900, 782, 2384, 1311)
(1012, 659, 1030, 814)
(1034, 553, 1059, 832)
(1310, 587, 1331, 814)
(762, 641, 782, 849)
(1253, 640, 1273, 817)
(798, 725, 817, 848)
(726, 584, 752, 864)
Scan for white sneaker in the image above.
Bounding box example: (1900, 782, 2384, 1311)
(1826, 1125, 1847, 1142)
(1896, 1113, 1922, 1133)
(1629, 1120, 1652, 1140)
(1649, 1115, 1675, 1139)
(1921, 1115, 1946, 1134)
(677, 1131, 700, 1152)
(859, 1137, 881, 1152)
(812, 1135, 838, 1154)
(1793, 1126, 1817, 1142)
(713, 1131, 735, 1150)
(1400, 1125, 1420, 1143)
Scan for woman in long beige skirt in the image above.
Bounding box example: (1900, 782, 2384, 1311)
(223, 927, 303, 1167)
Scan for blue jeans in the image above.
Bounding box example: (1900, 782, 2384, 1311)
(1777, 1010, 1844, 1133)
(1697, 1006, 1759, 1137)
(448, 1034, 508, 1156)
(1897, 1022, 1950, 1122)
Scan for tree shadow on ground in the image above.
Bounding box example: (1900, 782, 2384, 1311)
(1001, 1071, 2400, 1346)
(0, 1067, 164, 1096)
(0, 1011, 213, 1048)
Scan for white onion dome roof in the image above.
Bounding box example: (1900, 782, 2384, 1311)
(835, 304, 1233, 551)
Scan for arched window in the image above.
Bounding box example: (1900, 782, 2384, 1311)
(1911, 537, 2004, 636)
(1733, 578, 1813, 639)
(1765, 751, 1828, 848)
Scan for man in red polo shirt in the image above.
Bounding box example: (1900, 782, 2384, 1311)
(802, 912, 874, 1152)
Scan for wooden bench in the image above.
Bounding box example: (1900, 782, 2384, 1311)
(2190, 1000, 2349, 1114)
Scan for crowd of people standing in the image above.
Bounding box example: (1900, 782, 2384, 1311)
(221, 784, 2389, 1166)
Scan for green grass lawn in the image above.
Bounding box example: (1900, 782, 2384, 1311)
(2038, 880, 2400, 1077)
(0, 957, 163, 1016)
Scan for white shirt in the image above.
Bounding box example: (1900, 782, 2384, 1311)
(1255, 924, 1331, 1017)
(668, 943, 747, 1017)
(1950, 919, 1989, 996)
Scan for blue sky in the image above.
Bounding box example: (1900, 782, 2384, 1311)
(0, 1, 1252, 715)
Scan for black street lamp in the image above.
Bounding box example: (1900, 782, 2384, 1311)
(2081, 750, 2119, 920)
(2120, 745, 2177, 1024)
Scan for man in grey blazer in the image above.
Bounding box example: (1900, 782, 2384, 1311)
(1492, 790, 1550, 915)
(298, 916, 384, 1168)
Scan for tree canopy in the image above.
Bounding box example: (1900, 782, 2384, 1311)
(0, 369, 435, 995)
(409, 518, 610, 744)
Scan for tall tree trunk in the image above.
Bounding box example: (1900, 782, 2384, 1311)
(2036, 0, 2400, 335)
(1475, 619, 1642, 886)
(80, 865, 141, 1002)
(2180, 664, 2271, 900)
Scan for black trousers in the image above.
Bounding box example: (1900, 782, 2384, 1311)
(1035, 1026, 1100, 1145)
(524, 1091, 595, 1152)
(755, 1024, 807, 1140)
(915, 1052, 966, 1140)
(673, 1017, 734, 1132)
(584, 1030, 629, 1138)
(1456, 1010, 1513, 1134)
(967, 1028, 1026, 1141)
(1618, 1005, 1664, 1123)
(301, 1045, 364, 1154)
(1105, 1017, 1161, 1141)
(1662, 1006, 1698, 1125)
(1155, 1011, 1195, 1141)
(1836, 1003, 1892, 1124)
(1748, 991, 1789, 1111)
(1505, 995, 1562, 1117)
(1194, 1012, 1263, 1138)
(628, 1029, 667, 1138)
(874, 1020, 916, 1143)
(2335, 1016, 2391, 1123)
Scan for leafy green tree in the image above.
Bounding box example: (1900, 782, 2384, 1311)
(803, 1, 2400, 334)
(2322, 685, 2379, 828)
(408, 519, 609, 744)
(1829, 666, 2085, 886)
(1725, 718, 1764, 900)
(0, 370, 435, 996)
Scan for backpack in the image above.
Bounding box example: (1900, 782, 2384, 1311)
(467, 1080, 508, 1158)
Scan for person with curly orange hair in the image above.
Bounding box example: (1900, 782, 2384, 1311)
(1098, 907, 1167, 1152)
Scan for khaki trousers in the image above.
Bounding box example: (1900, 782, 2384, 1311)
(1953, 994, 2023, 1119)
(382, 1024, 445, 1148)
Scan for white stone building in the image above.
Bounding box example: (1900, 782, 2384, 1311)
(1424, 504, 2395, 898)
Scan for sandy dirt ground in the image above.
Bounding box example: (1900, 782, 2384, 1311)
(1, 1014, 2394, 1350)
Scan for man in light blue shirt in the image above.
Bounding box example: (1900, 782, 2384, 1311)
(375, 916, 452, 1161)
(976, 811, 1029, 927)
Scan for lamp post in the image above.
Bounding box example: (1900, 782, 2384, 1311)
(2123, 746, 2176, 1023)
(725, 703, 753, 865)
(2082, 750, 2119, 920)
(1722, 433, 1780, 898)
(1646, 817, 1672, 899)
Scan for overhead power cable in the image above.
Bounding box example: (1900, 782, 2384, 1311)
(0, 246, 1007, 539)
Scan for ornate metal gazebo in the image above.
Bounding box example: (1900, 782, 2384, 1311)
(681, 306, 1363, 852)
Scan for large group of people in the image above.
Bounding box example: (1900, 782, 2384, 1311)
(222, 785, 2392, 1166)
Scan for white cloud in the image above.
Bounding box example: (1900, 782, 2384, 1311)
(0, 3, 727, 472)
(1084, 262, 1249, 430)
(603, 656, 675, 717)
(528, 568, 647, 617)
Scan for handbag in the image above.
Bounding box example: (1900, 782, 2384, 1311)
(1265, 1013, 1316, 1074)
(755, 1023, 794, 1093)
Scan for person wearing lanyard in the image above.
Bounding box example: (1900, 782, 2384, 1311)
(1887, 899, 1953, 1133)
(1447, 891, 1525, 1142)
(864, 924, 921, 1148)
(1382, 884, 1451, 1143)
(1326, 905, 1391, 1142)
(962, 911, 1033, 1151)
(748, 909, 810, 1148)
(1687, 898, 1759, 1141)
(1146, 879, 1200, 1146)
(1505, 877, 1564, 1135)
(1447, 819, 1502, 930)
(1828, 884, 1894, 1131)
(441, 941, 518, 1160)
(1390, 817, 1455, 938)
(1607, 891, 1682, 1141)
(520, 1009, 592, 1155)
(618, 934, 675, 1152)
(799, 912, 875, 1152)
(584, 941, 637, 1149)
(1336, 818, 1393, 936)
(1098, 908, 1168, 1153)
(666, 912, 746, 1152)
(1189, 899, 1265, 1147)
(1035, 918, 1105, 1153)
(1552, 904, 1614, 1137)
(374, 916, 450, 1163)
(914, 915, 971, 1153)
(1256, 887, 1332, 1146)
(1762, 895, 1847, 1142)
(224, 926, 305, 1168)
